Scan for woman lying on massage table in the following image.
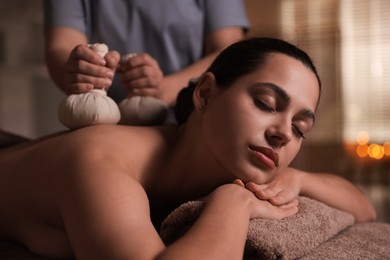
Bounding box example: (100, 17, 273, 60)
(0, 38, 376, 259)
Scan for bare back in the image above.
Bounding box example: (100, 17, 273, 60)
(0, 124, 178, 258)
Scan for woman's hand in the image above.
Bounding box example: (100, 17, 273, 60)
(120, 53, 164, 99)
(229, 181, 298, 220)
(249, 195, 299, 220)
(158, 183, 298, 260)
(241, 168, 303, 207)
(63, 44, 120, 94)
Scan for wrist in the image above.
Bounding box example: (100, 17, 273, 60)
(210, 184, 254, 219)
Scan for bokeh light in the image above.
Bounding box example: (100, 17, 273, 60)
(356, 144, 369, 158)
(368, 144, 384, 160)
(384, 142, 390, 156)
(356, 131, 369, 145)
(354, 132, 389, 160)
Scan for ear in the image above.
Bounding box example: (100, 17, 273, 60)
(193, 72, 217, 110)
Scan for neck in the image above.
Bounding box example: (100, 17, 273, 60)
(146, 119, 232, 229)
(155, 120, 231, 203)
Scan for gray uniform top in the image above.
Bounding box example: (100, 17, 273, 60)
(44, 0, 249, 101)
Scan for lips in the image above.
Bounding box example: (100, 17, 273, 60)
(248, 145, 279, 169)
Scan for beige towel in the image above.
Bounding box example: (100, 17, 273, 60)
(300, 222, 390, 260)
(160, 197, 355, 259)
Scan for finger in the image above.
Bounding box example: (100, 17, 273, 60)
(122, 64, 163, 87)
(264, 200, 299, 220)
(131, 53, 157, 67)
(71, 44, 106, 66)
(119, 53, 138, 72)
(277, 203, 299, 219)
(278, 198, 299, 209)
(251, 199, 298, 220)
(122, 53, 162, 74)
(268, 190, 298, 206)
(105, 50, 121, 70)
(65, 83, 94, 94)
(246, 182, 278, 200)
(122, 77, 160, 93)
(67, 59, 114, 80)
(258, 185, 282, 201)
(66, 73, 112, 92)
(233, 179, 245, 187)
(122, 65, 157, 81)
(268, 192, 286, 206)
(245, 182, 266, 198)
(245, 182, 267, 192)
(131, 86, 159, 98)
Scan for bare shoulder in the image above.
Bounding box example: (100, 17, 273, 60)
(52, 125, 172, 258)
(72, 124, 175, 155)
(0, 124, 177, 215)
(68, 124, 176, 148)
(0, 125, 174, 258)
(55, 124, 177, 177)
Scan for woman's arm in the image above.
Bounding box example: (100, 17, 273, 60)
(56, 148, 164, 259)
(157, 184, 298, 260)
(44, 27, 119, 94)
(60, 176, 297, 259)
(59, 178, 296, 259)
(299, 171, 377, 222)
(246, 168, 376, 223)
(120, 27, 245, 106)
(159, 27, 245, 106)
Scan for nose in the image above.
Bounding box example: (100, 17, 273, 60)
(265, 117, 293, 148)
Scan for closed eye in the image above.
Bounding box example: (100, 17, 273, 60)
(254, 99, 276, 113)
(292, 124, 305, 139)
(255, 99, 305, 138)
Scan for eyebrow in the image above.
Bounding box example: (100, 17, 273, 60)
(298, 108, 316, 124)
(254, 82, 316, 123)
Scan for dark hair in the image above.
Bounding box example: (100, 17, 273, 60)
(174, 37, 321, 125)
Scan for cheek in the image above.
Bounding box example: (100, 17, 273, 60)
(202, 102, 240, 150)
(199, 96, 252, 169)
(281, 141, 302, 167)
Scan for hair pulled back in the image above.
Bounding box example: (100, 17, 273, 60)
(174, 37, 321, 125)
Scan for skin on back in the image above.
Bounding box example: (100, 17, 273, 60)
(0, 125, 177, 258)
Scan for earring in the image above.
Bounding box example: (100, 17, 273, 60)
(198, 105, 204, 110)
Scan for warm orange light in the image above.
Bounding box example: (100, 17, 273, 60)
(384, 142, 390, 156)
(356, 144, 369, 158)
(356, 131, 369, 145)
(367, 144, 384, 159)
(353, 131, 389, 160)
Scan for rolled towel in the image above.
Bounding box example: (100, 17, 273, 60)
(160, 196, 355, 259)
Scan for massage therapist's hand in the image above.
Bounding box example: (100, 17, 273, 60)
(243, 168, 303, 207)
(64, 44, 120, 94)
(120, 53, 165, 99)
(231, 180, 299, 220)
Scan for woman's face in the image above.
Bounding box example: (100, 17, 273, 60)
(200, 53, 320, 184)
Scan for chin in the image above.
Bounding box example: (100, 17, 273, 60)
(245, 168, 276, 185)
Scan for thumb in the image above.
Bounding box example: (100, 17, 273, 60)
(246, 182, 276, 200)
(269, 191, 297, 206)
(233, 179, 245, 188)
